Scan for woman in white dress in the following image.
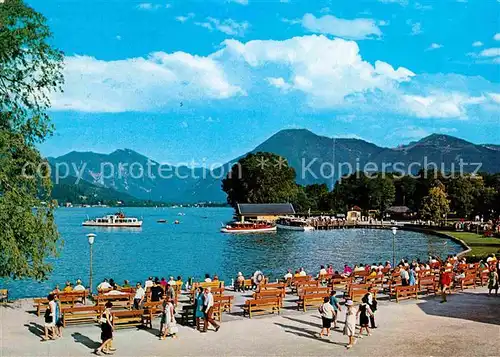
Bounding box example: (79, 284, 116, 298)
(343, 300, 357, 349)
(160, 297, 178, 339)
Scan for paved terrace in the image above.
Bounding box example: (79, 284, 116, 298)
(1, 288, 499, 357)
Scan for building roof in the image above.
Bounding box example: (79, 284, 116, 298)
(237, 203, 295, 216)
(387, 206, 411, 213)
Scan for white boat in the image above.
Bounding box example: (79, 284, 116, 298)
(82, 213, 143, 227)
(276, 217, 314, 231)
(220, 221, 277, 233)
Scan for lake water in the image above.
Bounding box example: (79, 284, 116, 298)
(2, 207, 463, 299)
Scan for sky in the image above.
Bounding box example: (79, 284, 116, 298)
(29, 0, 500, 165)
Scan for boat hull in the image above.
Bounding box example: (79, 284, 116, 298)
(82, 222, 143, 227)
(220, 226, 277, 233)
(276, 224, 314, 231)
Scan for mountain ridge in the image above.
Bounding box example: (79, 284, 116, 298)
(48, 129, 500, 203)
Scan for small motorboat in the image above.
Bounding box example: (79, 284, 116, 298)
(157, 219, 167, 223)
(174, 220, 180, 224)
(220, 221, 276, 233)
(276, 217, 314, 231)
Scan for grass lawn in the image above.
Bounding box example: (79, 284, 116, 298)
(443, 231, 500, 258)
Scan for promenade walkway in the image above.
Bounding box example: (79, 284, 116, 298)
(1, 288, 499, 356)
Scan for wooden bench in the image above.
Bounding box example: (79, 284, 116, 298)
(257, 282, 286, 292)
(394, 285, 418, 302)
(290, 276, 312, 292)
(112, 309, 147, 329)
(253, 290, 284, 307)
(94, 293, 134, 309)
(214, 295, 234, 313)
(61, 305, 103, 327)
(418, 276, 437, 295)
(180, 304, 196, 326)
(242, 297, 280, 318)
(295, 281, 319, 295)
(33, 294, 83, 316)
(460, 274, 476, 290)
(330, 277, 351, 290)
(141, 301, 164, 328)
(192, 281, 224, 290)
(297, 292, 329, 312)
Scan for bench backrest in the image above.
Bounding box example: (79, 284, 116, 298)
(245, 297, 280, 306)
(259, 282, 285, 290)
(301, 292, 329, 300)
(291, 276, 312, 284)
(301, 287, 331, 296)
(112, 309, 144, 318)
(192, 281, 224, 290)
(62, 305, 102, 313)
(253, 290, 283, 299)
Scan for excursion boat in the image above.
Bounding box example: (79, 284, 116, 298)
(82, 213, 143, 227)
(276, 217, 314, 231)
(220, 221, 277, 233)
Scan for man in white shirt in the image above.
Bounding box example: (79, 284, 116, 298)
(97, 279, 112, 292)
(144, 277, 153, 289)
(400, 267, 409, 286)
(204, 273, 212, 283)
(284, 269, 293, 280)
(133, 282, 145, 309)
(202, 288, 220, 332)
(73, 279, 85, 291)
(318, 266, 327, 276)
(299, 268, 306, 277)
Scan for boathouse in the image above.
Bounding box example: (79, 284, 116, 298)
(236, 203, 295, 222)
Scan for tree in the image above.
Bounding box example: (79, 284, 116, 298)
(419, 186, 450, 223)
(448, 176, 475, 219)
(0, 0, 64, 279)
(222, 152, 298, 207)
(367, 175, 396, 214)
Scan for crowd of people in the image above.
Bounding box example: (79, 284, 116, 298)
(39, 253, 500, 352)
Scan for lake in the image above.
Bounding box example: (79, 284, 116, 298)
(1, 207, 463, 299)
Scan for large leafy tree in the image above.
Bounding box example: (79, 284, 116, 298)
(367, 175, 396, 214)
(419, 186, 450, 223)
(0, 0, 64, 279)
(222, 152, 298, 207)
(447, 176, 476, 219)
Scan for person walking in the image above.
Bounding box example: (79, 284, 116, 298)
(318, 297, 335, 338)
(488, 268, 499, 296)
(356, 300, 374, 338)
(343, 300, 356, 349)
(202, 288, 220, 332)
(42, 294, 56, 341)
(329, 290, 341, 329)
(94, 302, 114, 356)
(439, 267, 451, 303)
(363, 287, 377, 329)
(160, 297, 178, 339)
(54, 295, 64, 338)
(133, 282, 145, 309)
(194, 287, 205, 331)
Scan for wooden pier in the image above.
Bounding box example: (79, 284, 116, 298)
(311, 221, 399, 230)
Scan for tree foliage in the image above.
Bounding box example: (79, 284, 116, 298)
(419, 186, 450, 222)
(0, 0, 64, 279)
(222, 152, 298, 207)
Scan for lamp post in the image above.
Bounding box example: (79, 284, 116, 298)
(87, 233, 96, 296)
(391, 227, 397, 268)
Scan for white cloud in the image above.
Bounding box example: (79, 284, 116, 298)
(281, 17, 302, 25)
(229, 0, 248, 4)
(488, 93, 500, 103)
(137, 3, 169, 10)
(401, 93, 484, 118)
(217, 35, 414, 107)
(407, 20, 422, 35)
(51, 53, 243, 112)
(266, 77, 291, 91)
(176, 13, 195, 23)
(377, 0, 408, 5)
(414, 2, 432, 10)
(301, 13, 382, 40)
(195, 18, 249, 37)
(320, 7, 330, 13)
(479, 48, 500, 57)
(494, 33, 500, 41)
(472, 41, 483, 47)
(52, 35, 499, 119)
(426, 43, 443, 51)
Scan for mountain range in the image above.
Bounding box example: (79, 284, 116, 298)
(47, 129, 500, 204)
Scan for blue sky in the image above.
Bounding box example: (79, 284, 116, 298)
(30, 0, 500, 165)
